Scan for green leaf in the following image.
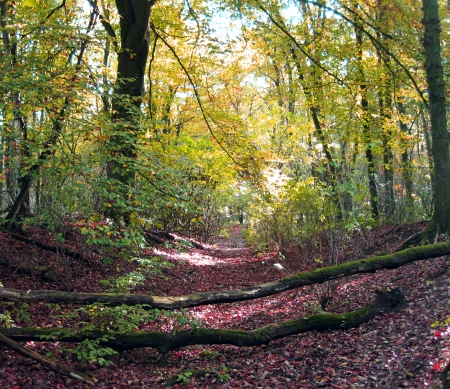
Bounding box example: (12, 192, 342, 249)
(24, 0, 38, 7)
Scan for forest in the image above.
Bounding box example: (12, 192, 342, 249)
(0, 0, 449, 387)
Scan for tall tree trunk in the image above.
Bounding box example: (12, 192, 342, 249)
(421, 111, 435, 216)
(421, 0, 450, 235)
(378, 49, 394, 219)
(377, 0, 394, 222)
(355, 23, 378, 220)
(397, 101, 414, 212)
(105, 0, 155, 222)
(101, 1, 112, 114)
(0, 0, 6, 210)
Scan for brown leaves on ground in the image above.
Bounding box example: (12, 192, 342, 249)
(0, 221, 449, 388)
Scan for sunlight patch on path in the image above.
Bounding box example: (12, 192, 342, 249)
(152, 247, 255, 266)
(151, 225, 257, 266)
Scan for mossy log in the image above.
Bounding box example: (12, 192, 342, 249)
(0, 242, 449, 309)
(0, 289, 407, 353)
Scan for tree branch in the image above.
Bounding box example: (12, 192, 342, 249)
(288, 0, 428, 107)
(150, 24, 242, 167)
(0, 332, 94, 384)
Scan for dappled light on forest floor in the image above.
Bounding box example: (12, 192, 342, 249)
(1, 222, 450, 388)
(152, 246, 258, 266)
(151, 224, 269, 266)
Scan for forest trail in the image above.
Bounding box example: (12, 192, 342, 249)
(210, 224, 248, 248)
(154, 224, 267, 267)
(1, 222, 450, 388)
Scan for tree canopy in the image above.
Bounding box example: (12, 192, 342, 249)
(0, 0, 447, 239)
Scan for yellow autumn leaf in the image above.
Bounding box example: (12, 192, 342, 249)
(24, 0, 38, 7)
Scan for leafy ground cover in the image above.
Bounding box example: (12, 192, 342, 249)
(0, 222, 449, 388)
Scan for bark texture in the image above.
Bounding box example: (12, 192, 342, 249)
(422, 0, 450, 234)
(106, 0, 155, 221)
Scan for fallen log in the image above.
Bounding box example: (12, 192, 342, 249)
(0, 332, 94, 384)
(0, 289, 407, 353)
(0, 242, 449, 309)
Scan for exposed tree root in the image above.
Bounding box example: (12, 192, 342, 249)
(400, 221, 441, 250)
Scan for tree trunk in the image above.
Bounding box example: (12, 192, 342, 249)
(105, 0, 155, 222)
(355, 23, 379, 220)
(1, 241, 449, 309)
(421, 0, 450, 235)
(397, 101, 414, 210)
(380, 79, 394, 220)
(377, 1, 395, 220)
(0, 289, 407, 354)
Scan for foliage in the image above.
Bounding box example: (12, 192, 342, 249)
(246, 174, 374, 252)
(175, 370, 193, 385)
(38, 303, 204, 366)
(431, 317, 450, 329)
(0, 308, 14, 328)
(66, 337, 118, 367)
(0, 0, 446, 382)
(98, 256, 174, 293)
(217, 365, 231, 383)
(0, 0, 438, 253)
(0, 302, 32, 327)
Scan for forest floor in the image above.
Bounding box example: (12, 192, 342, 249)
(0, 221, 450, 388)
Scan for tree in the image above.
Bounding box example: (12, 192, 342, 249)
(98, 0, 155, 222)
(354, 8, 379, 220)
(0, 1, 97, 230)
(419, 0, 450, 238)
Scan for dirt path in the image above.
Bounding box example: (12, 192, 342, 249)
(157, 224, 257, 266)
(1, 222, 449, 388)
(214, 224, 247, 248)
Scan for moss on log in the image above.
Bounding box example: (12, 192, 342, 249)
(0, 242, 449, 309)
(0, 289, 407, 353)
